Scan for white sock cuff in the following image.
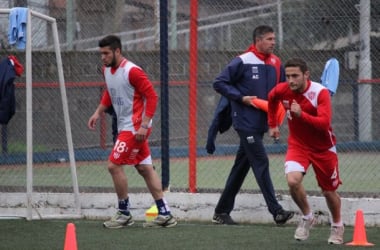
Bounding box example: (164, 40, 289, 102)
(331, 221, 343, 227)
(302, 212, 313, 220)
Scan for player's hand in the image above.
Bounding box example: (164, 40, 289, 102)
(269, 127, 280, 140)
(88, 113, 99, 130)
(135, 127, 148, 142)
(242, 96, 257, 106)
(290, 99, 302, 117)
(249, 96, 258, 108)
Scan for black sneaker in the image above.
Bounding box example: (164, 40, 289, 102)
(212, 213, 238, 225)
(274, 209, 294, 225)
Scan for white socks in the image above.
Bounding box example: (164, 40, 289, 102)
(302, 212, 314, 220)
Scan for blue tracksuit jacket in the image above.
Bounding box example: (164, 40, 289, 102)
(213, 51, 285, 133)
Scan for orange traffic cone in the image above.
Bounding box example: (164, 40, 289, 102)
(346, 209, 374, 246)
(64, 223, 78, 250)
(251, 98, 286, 125)
(251, 98, 268, 111)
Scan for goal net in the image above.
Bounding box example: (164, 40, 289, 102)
(0, 7, 80, 220)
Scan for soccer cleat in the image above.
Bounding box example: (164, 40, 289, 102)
(212, 213, 238, 225)
(328, 225, 344, 244)
(103, 211, 134, 229)
(274, 209, 294, 225)
(143, 214, 177, 228)
(294, 217, 316, 241)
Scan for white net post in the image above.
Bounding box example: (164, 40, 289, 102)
(25, 7, 33, 221)
(0, 8, 81, 220)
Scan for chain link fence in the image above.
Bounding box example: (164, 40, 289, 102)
(0, 0, 380, 211)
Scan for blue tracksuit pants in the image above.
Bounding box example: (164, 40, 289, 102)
(214, 130, 283, 217)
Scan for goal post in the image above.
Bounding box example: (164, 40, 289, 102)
(0, 8, 80, 220)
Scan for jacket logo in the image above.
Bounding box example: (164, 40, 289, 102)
(307, 91, 316, 100)
(251, 66, 259, 79)
(246, 136, 255, 144)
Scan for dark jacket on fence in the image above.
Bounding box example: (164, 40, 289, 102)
(0, 57, 16, 124)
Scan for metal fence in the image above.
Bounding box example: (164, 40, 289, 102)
(0, 0, 380, 203)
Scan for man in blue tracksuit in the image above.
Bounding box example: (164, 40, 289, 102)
(211, 25, 294, 225)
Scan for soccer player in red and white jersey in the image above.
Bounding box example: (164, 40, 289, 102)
(88, 35, 176, 228)
(268, 58, 343, 244)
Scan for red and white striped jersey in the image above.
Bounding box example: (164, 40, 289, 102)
(268, 80, 336, 151)
(101, 58, 158, 133)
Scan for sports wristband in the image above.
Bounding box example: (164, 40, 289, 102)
(141, 124, 149, 129)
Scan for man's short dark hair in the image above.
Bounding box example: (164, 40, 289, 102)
(285, 58, 309, 73)
(98, 35, 122, 51)
(253, 25, 274, 44)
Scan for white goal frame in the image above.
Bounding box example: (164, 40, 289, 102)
(0, 8, 80, 220)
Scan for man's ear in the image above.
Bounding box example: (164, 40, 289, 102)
(115, 47, 121, 55)
(305, 70, 310, 79)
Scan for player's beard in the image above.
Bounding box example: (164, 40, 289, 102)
(295, 76, 308, 93)
(105, 51, 117, 67)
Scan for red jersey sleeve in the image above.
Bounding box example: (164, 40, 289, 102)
(268, 83, 286, 127)
(100, 90, 112, 107)
(128, 67, 158, 117)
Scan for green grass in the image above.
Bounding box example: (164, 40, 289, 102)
(0, 152, 379, 194)
(0, 219, 378, 250)
(0, 153, 379, 249)
(5, 141, 49, 153)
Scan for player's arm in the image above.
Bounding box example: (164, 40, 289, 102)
(298, 89, 332, 130)
(213, 57, 245, 103)
(129, 67, 158, 141)
(268, 85, 282, 127)
(88, 90, 111, 130)
(129, 67, 158, 127)
(267, 86, 281, 139)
